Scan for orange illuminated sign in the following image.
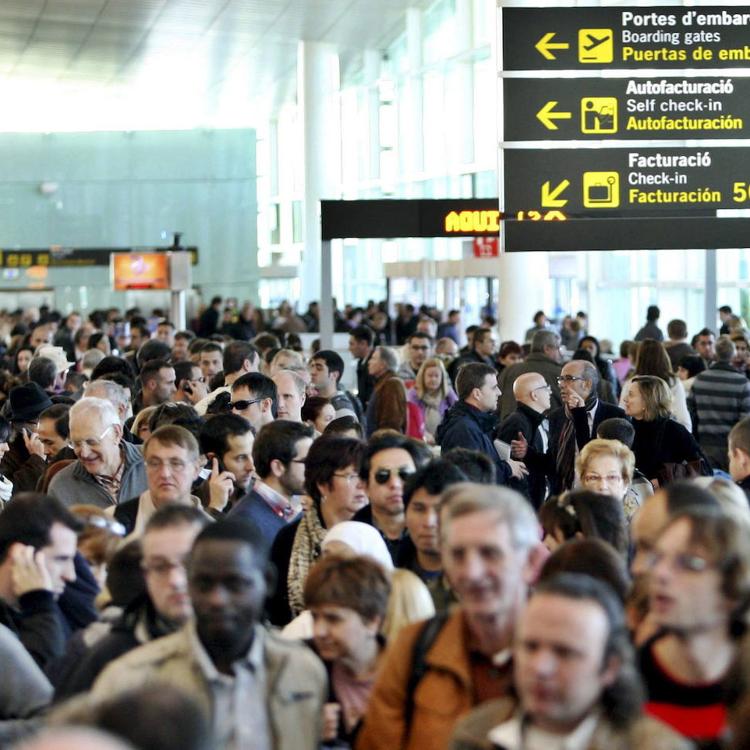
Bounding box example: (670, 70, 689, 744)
(112, 253, 170, 290)
(444, 210, 501, 234)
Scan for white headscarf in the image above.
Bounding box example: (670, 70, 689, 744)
(322, 521, 394, 573)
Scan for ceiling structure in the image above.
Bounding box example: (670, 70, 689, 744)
(0, 0, 429, 131)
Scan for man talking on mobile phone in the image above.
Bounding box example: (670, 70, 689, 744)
(0, 493, 81, 671)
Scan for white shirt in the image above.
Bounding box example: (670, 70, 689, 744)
(488, 711, 599, 750)
(189, 622, 271, 750)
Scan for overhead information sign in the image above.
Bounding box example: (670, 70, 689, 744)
(500, 4, 750, 252)
(504, 147, 750, 214)
(504, 77, 750, 141)
(0, 246, 199, 269)
(503, 7, 750, 71)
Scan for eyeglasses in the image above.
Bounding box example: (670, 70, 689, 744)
(531, 384, 552, 393)
(373, 467, 414, 485)
(231, 398, 263, 411)
(556, 375, 587, 384)
(648, 551, 712, 574)
(333, 472, 363, 484)
(69, 424, 114, 451)
(145, 458, 193, 473)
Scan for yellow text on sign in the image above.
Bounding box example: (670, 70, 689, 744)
(583, 172, 620, 208)
(578, 29, 614, 64)
(581, 97, 618, 134)
(444, 210, 501, 233)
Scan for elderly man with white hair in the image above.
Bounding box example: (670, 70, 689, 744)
(48, 398, 147, 509)
(84, 380, 133, 428)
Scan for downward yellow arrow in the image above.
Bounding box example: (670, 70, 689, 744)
(542, 180, 570, 208)
(537, 101, 572, 130)
(535, 32, 570, 60)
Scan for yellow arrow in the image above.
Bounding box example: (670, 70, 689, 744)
(542, 180, 570, 208)
(535, 32, 570, 60)
(536, 101, 573, 130)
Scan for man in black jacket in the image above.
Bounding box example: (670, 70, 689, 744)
(437, 363, 526, 486)
(547, 360, 626, 495)
(497, 372, 551, 509)
(0, 493, 81, 672)
(55, 505, 208, 698)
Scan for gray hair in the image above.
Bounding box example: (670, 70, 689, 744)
(716, 335, 736, 363)
(440, 482, 538, 551)
(273, 369, 306, 397)
(531, 330, 560, 353)
(85, 380, 129, 412)
(69, 397, 119, 429)
(375, 346, 399, 373)
(579, 360, 600, 390)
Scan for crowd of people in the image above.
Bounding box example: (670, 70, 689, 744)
(0, 297, 749, 749)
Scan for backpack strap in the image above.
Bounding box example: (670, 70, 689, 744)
(403, 611, 450, 741)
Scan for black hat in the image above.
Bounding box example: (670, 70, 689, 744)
(9, 382, 53, 423)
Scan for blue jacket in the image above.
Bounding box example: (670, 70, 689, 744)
(228, 489, 289, 544)
(436, 401, 511, 484)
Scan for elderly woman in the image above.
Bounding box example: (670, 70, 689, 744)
(305, 555, 391, 748)
(268, 436, 367, 625)
(577, 438, 641, 519)
(622, 374, 704, 486)
(406, 357, 458, 444)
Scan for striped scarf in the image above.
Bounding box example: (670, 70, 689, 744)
(555, 396, 598, 492)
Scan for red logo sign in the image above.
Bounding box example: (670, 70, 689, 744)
(473, 237, 499, 258)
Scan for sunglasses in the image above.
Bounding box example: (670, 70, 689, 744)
(373, 467, 414, 485)
(231, 398, 263, 411)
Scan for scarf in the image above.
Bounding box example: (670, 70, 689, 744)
(555, 394, 597, 492)
(287, 508, 327, 618)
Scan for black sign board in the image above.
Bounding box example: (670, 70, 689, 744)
(321, 199, 500, 240)
(504, 76, 750, 142)
(505, 215, 750, 252)
(0, 246, 199, 269)
(503, 7, 750, 71)
(503, 147, 750, 215)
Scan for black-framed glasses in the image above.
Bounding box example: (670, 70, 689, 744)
(373, 467, 414, 485)
(231, 398, 263, 411)
(556, 375, 586, 384)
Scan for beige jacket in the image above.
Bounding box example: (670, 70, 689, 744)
(450, 697, 694, 750)
(93, 623, 327, 750)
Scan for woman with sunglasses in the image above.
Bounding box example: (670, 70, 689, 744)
(268, 436, 367, 626)
(623, 374, 705, 487)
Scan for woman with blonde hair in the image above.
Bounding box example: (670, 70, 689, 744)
(406, 357, 458, 444)
(620, 338, 690, 429)
(576, 438, 640, 518)
(622, 374, 705, 487)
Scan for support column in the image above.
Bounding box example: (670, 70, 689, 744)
(705, 249, 717, 331)
(456, 0, 475, 166)
(298, 41, 341, 320)
(498, 252, 551, 343)
(401, 9, 424, 190)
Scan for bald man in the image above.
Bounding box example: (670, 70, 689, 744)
(496, 372, 551, 508)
